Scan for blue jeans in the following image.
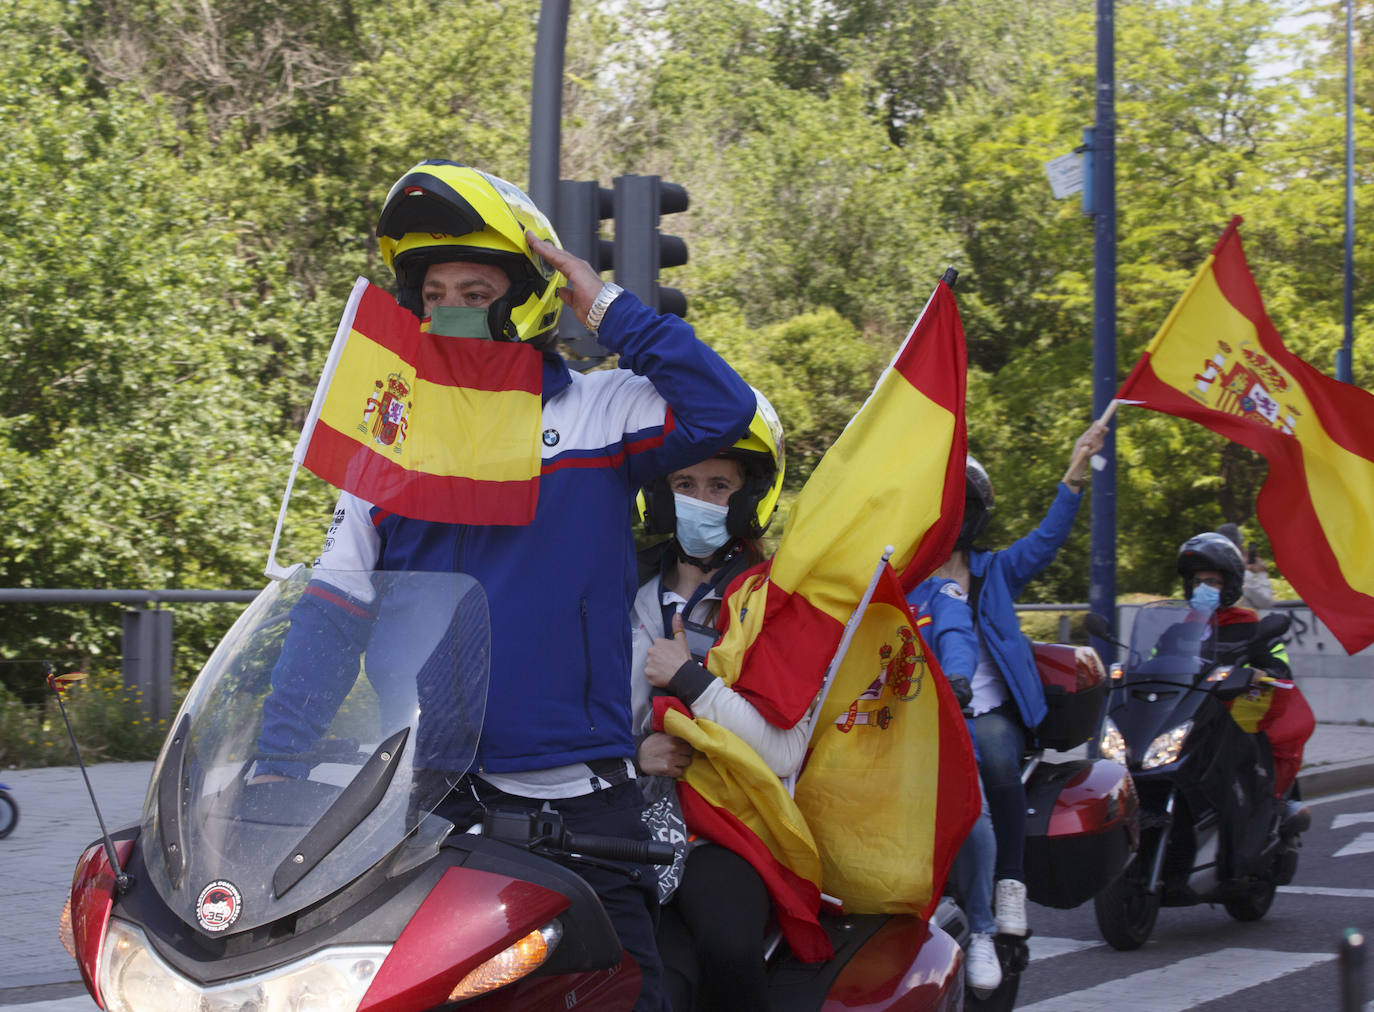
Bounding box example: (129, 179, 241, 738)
(952, 775, 996, 934)
(972, 705, 1029, 883)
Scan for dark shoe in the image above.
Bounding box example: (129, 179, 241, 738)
(1275, 841, 1300, 885)
(1280, 799, 1310, 838)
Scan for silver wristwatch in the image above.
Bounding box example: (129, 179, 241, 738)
(585, 282, 624, 333)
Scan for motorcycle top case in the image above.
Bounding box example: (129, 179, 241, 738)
(1023, 757, 1139, 910)
(1031, 641, 1108, 752)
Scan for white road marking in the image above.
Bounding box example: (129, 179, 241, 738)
(1029, 936, 1101, 961)
(1016, 947, 1335, 1011)
(1279, 884, 1374, 899)
(1330, 812, 1374, 856)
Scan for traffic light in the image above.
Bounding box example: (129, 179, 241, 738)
(554, 179, 614, 362)
(612, 174, 689, 317)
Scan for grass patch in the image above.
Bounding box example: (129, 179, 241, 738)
(0, 670, 173, 768)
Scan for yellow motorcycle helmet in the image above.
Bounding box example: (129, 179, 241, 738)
(640, 388, 786, 541)
(376, 160, 564, 343)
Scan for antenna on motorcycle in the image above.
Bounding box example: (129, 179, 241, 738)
(45, 663, 131, 894)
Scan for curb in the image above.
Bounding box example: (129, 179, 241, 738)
(1298, 759, 1374, 799)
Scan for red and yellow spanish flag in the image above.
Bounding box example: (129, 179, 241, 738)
(295, 279, 544, 525)
(709, 277, 968, 727)
(1117, 218, 1374, 654)
(794, 564, 978, 918)
(664, 279, 969, 957)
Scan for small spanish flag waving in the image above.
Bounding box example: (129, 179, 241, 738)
(297, 278, 543, 525)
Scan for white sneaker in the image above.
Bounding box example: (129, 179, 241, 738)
(966, 933, 1003, 995)
(994, 878, 1028, 936)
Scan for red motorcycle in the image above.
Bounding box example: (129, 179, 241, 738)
(941, 638, 1140, 1011)
(64, 568, 963, 1011)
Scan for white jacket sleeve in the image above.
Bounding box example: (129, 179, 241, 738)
(689, 679, 810, 778)
(1243, 568, 1275, 609)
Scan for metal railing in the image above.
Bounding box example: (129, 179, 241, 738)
(1, 589, 1095, 721)
(0, 588, 259, 722)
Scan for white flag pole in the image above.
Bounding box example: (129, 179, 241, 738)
(264, 277, 370, 581)
(783, 545, 895, 796)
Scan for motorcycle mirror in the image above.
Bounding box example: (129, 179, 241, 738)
(1084, 613, 1123, 649)
(1254, 612, 1290, 643)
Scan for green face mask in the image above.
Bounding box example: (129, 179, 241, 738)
(428, 306, 491, 339)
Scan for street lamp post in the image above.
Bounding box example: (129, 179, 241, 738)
(1090, 0, 1118, 637)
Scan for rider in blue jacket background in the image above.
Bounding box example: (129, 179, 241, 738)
(929, 420, 1105, 942)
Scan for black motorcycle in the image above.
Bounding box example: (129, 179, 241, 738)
(1087, 602, 1302, 950)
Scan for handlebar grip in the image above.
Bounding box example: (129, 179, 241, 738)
(564, 832, 677, 866)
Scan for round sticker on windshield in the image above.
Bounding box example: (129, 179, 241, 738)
(196, 880, 243, 932)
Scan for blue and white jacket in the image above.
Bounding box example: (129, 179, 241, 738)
(966, 482, 1084, 732)
(263, 292, 754, 775)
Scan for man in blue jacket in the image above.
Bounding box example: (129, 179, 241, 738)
(258, 162, 754, 1011)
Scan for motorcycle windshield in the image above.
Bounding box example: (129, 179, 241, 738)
(139, 568, 490, 937)
(1125, 600, 1215, 685)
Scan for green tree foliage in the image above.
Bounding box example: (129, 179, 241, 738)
(0, 0, 334, 695)
(1, 0, 1369, 711)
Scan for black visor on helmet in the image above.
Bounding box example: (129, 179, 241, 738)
(377, 170, 487, 242)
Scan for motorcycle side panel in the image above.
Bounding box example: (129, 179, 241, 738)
(359, 865, 569, 1011)
(70, 837, 136, 1006)
(764, 914, 961, 1011)
(459, 953, 641, 1011)
(819, 916, 963, 1011)
(1024, 760, 1139, 910)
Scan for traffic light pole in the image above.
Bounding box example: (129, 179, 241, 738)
(529, 0, 569, 216)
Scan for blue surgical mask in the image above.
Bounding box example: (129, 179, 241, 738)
(674, 494, 731, 559)
(1189, 582, 1221, 614)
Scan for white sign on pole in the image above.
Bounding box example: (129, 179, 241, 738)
(1044, 151, 1084, 199)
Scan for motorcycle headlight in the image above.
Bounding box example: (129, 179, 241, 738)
(1141, 720, 1193, 770)
(99, 918, 389, 1012)
(1098, 717, 1127, 764)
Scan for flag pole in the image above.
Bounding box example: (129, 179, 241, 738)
(264, 461, 305, 581)
(263, 277, 370, 581)
(1063, 397, 1137, 484)
(784, 545, 895, 795)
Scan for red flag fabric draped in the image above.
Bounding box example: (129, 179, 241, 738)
(298, 279, 544, 525)
(663, 278, 970, 956)
(1117, 218, 1374, 654)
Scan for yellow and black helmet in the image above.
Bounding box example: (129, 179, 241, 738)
(641, 388, 786, 541)
(376, 160, 564, 343)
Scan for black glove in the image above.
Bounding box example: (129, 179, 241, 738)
(947, 675, 973, 714)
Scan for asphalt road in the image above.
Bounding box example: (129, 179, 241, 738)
(5, 723, 1373, 1011)
(1017, 783, 1374, 1011)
